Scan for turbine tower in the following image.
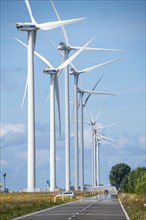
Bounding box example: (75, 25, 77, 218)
(16, 37, 94, 191)
(95, 125, 114, 187)
(50, 0, 123, 191)
(16, 0, 86, 192)
(96, 125, 115, 186)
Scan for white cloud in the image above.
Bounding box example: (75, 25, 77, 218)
(84, 128, 92, 149)
(115, 133, 145, 150)
(0, 160, 7, 166)
(137, 135, 146, 149)
(36, 149, 49, 168)
(14, 148, 50, 168)
(15, 151, 27, 161)
(0, 123, 26, 137)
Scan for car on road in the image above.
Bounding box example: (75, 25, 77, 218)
(61, 191, 76, 198)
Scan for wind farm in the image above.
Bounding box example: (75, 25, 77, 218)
(0, 0, 146, 220)
(14, 0, 124, 193)
(1, 0, 145, 219)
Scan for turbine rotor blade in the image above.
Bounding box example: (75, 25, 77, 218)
(94, 98, 107, 123)
(85, 107, 92, 124)
(37, 18, 86, 31)
(47, 38, 77, 71)
(80, 56, 124, 74)
(81, 89, 116, 96)
(21, 76, 28, 109)
(57, 37, 95, 70)
(71, 46, 123, 52)
(25, 0, 36, 24)
(54, 75, 61, 137)
(70, 102, 75, 128)
(48, 38, 64, 57)
(57, 68, 63, 78)
(33, 31, 37, 49)
(98, 123, 117, 130)
(45, 93, 50, 104)
(84, 74, 104, 106)
(47, 38, 78, 71)
(100, 135, 114, 142)
(50, 0, 69, 45)
(100, 139, 114, 146)
(15, 38, 54, 68)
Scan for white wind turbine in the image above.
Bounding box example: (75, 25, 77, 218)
(77, 82, 116, 191)
(15, 37, 94, 192)
(86, 108, 115, 187)
(16, 0, 85, 192)
(50, 0, 123, 191)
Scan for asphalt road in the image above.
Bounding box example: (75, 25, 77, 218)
(15, 195, 128, 220)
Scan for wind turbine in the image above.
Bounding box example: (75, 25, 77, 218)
(86, 108, 115, 187)
(15, 37, 94, 192)
(16, 0, 85, 192)
(77, 82, 116, 191)
(50, 0, 123, 191)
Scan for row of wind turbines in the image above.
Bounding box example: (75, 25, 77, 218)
(15, 0, 123, 192)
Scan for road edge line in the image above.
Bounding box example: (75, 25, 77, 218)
(118, 196, 130, 220)
(13, 200, 75, 220)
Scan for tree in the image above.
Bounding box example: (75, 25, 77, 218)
(120, 174, 129, 192)
(127, 167, 146, 193)
(109, 163, 131, 189)
(135, 171, 146, 193)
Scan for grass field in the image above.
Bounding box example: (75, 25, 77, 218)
(119, 193, 146, 220)
(0, 191, 97, 220)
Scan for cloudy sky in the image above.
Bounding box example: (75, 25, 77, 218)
(1, 0, 145, 191)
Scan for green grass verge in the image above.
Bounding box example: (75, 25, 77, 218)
(119, 193, 146, 220)
(0, 191, 98, 220)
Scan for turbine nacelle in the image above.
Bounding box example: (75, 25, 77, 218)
(43, 68, 58, 74)
(70, 68, 78, 75)
(16, 23, 38, 31)
(58, 42, 71, 51)
(77, 87, 83, 94)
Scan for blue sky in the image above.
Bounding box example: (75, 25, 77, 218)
(0, 0, 145, 191)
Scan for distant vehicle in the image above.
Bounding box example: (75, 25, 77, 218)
(104, 190, 108, 194)
(61, 191, 76, 198)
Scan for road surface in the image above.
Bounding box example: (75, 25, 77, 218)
(15, 195, 128, 220)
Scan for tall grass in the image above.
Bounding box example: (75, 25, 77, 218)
(119, 193, 146, 220)
(0, 191, 98, 220)
(0, 192, 71, 220)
